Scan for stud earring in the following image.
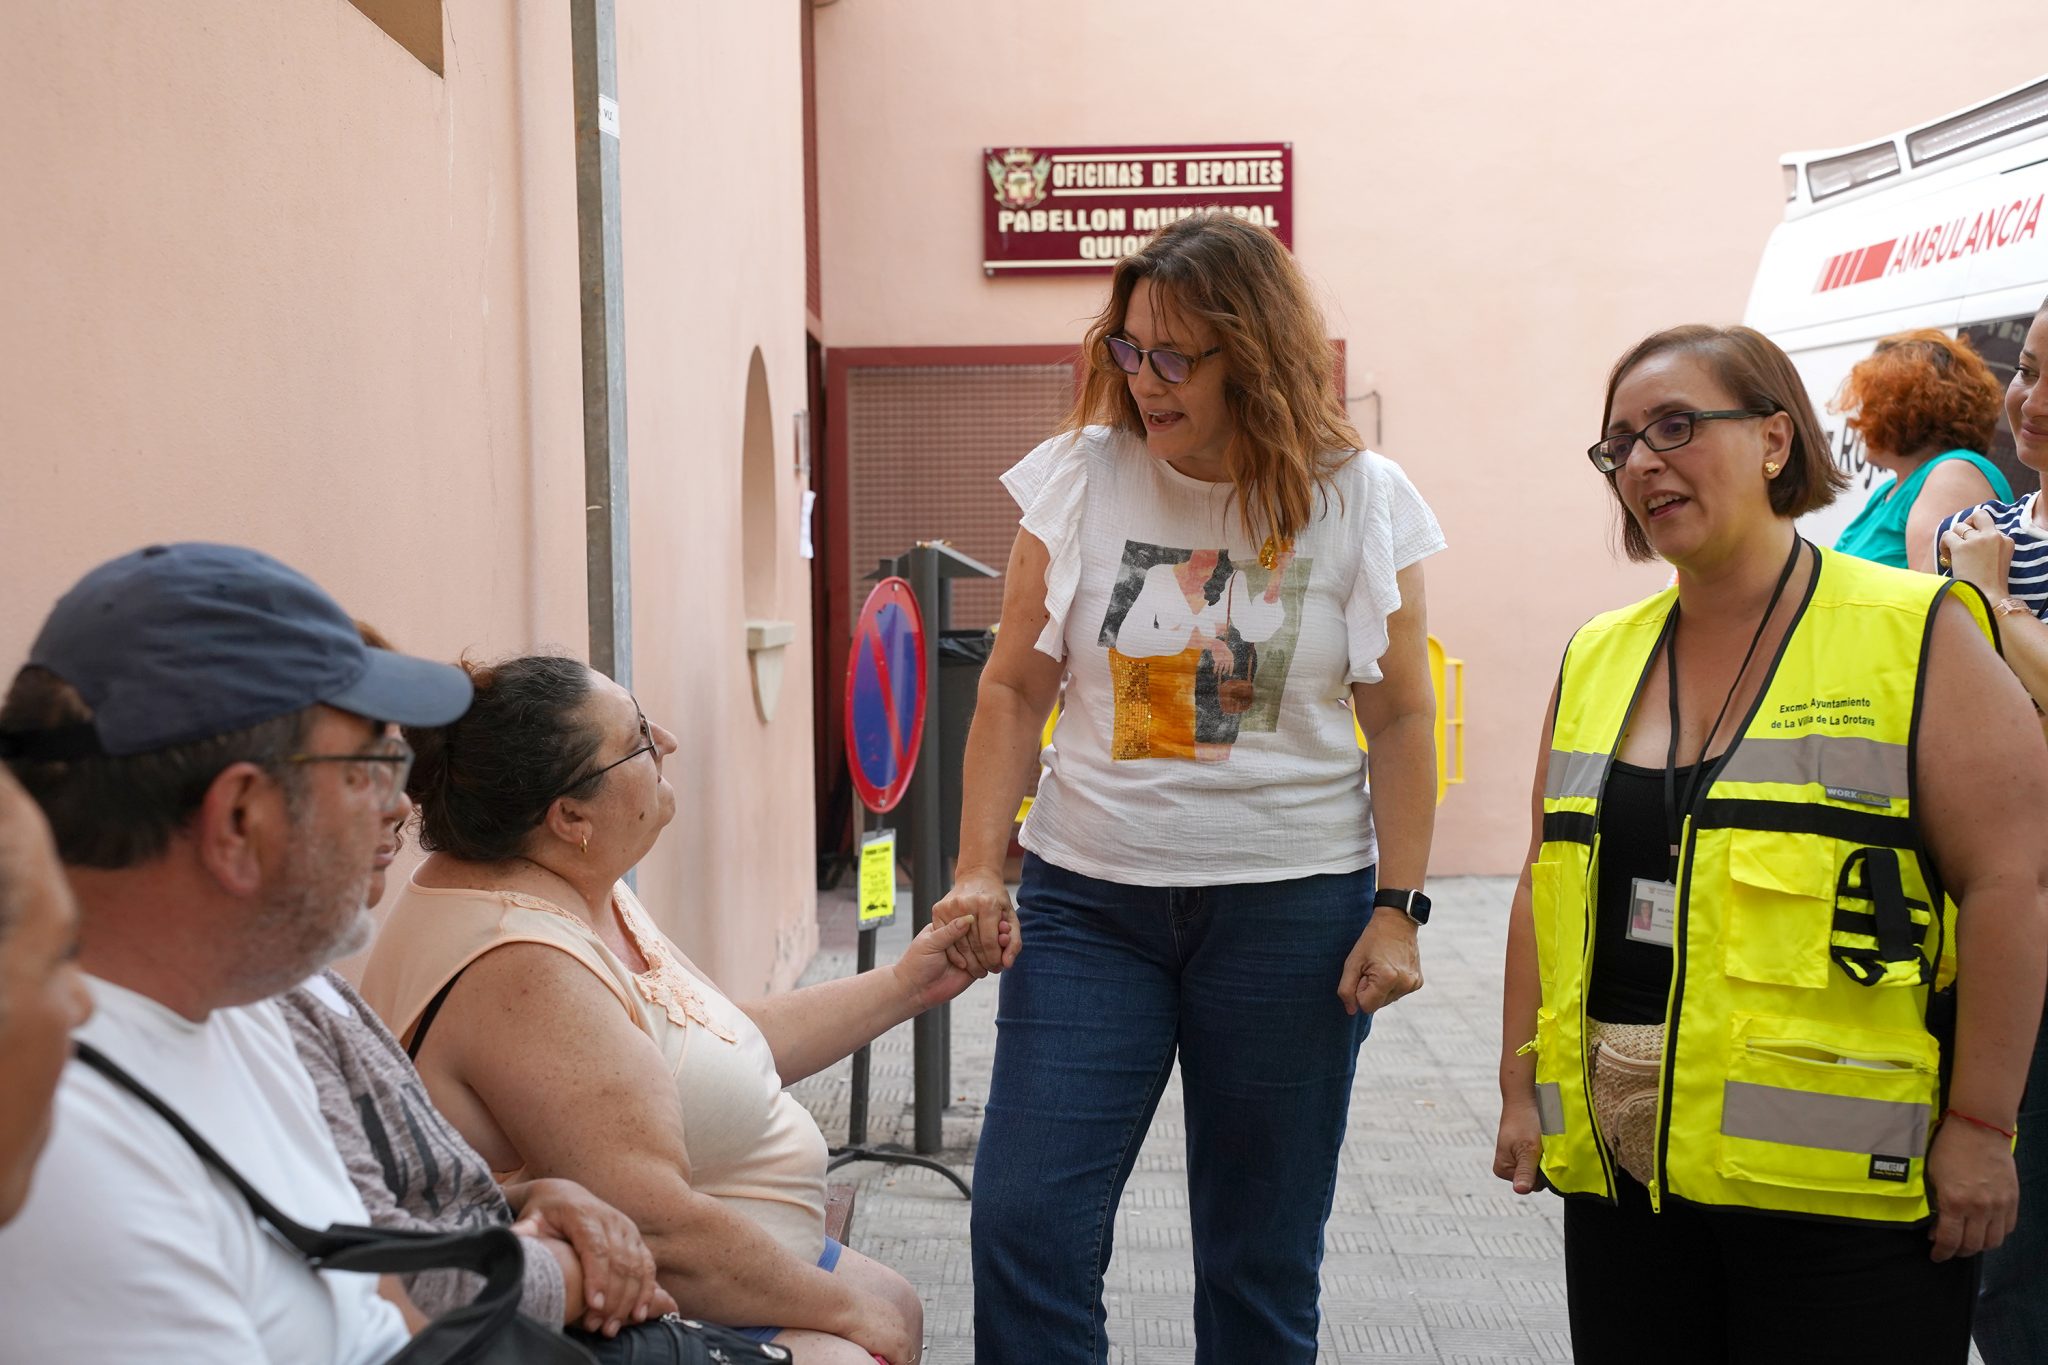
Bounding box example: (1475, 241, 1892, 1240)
(1764, 462, 1781, 476)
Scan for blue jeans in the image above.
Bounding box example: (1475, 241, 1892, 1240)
(1976, 1008, 2048, 1363)
(970, 854, 1376, 1365)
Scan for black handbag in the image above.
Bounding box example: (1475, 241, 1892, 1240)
(75, 1040, 592, 1364)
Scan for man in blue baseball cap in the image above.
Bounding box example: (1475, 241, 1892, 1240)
(0, 543, 473, 1364)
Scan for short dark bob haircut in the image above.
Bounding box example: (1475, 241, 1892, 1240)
(1600, 324, 1847, 563)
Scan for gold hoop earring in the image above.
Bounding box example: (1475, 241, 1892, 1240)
(580, 836, 589, 855)
(1764, 462, 1781, 476)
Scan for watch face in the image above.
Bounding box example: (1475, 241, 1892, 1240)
(1376, 889, 1429, 922)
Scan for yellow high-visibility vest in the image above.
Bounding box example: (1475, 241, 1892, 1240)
(1530, 547, 1994, 1224)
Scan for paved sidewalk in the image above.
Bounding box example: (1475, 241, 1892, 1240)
(788, 876, 1572, 1363)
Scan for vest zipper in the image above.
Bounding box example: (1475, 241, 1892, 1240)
(1648, 815, 1696, 1216)
(1580, 830, 1621, 1203)
(1646, 551, 1818, 1213)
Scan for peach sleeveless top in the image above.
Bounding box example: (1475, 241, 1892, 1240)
(360, 878, 827, 1260)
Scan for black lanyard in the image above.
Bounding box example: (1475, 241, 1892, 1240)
(1663, 534, 1805, 879)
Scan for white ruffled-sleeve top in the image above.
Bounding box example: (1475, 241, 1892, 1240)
(1001, 425, 1446, 886)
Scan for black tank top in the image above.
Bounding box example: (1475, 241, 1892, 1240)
(1585, 757, 1707, 1025)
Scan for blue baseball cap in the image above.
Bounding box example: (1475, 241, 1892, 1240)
(3, 543, 473, 757)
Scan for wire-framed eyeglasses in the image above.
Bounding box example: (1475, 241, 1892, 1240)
(278, 737, 414, 802)
(1587, 409, 1777, 474)
(559, 713, 657, 797)
(1102, 335, 1221, 385)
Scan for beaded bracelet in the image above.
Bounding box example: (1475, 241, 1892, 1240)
(1945, 1108, 2018, 1141)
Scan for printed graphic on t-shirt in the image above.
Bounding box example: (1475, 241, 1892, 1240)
(1098, 540, 1311, 761)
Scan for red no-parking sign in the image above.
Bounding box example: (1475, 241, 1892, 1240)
(844, 577, 927, 813)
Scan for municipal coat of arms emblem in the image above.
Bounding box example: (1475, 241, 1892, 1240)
(986, 147, 1052, 211)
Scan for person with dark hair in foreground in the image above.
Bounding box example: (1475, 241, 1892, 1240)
(1496, 326, 2048, 1363)
(0, 542, 473, 1364)
(281, 624, 773, 1362)
(363, 653, 974, 1365)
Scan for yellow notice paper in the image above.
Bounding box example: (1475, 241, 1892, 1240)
(859, 830, 898, 928)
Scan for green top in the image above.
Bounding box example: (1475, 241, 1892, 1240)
(1833, 449, 2013, 569)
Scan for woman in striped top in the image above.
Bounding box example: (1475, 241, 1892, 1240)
(1938, 294, 2048, 1365)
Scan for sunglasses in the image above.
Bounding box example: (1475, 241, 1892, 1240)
(1102, 335, 1221, 385)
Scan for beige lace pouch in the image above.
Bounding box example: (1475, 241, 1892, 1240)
(1588, 1019, 1666, 1185)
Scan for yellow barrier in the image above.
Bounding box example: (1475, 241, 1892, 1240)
(1018, 634, 1466, 821)
(1371, 635, 1463, 806)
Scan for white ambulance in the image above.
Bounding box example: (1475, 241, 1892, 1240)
(1744, 74, 2048, 546)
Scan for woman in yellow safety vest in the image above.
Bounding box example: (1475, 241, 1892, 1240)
(1493, 324, 2048, 1364)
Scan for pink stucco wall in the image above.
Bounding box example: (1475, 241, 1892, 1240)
(0, 0, 817, 992)
(812, 1, 2048, 873)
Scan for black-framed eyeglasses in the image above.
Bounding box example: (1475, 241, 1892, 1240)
(1102, 335, 1221, 385)
(278, 738, 414, 802)
(1587, 409, 1778, 474)
(560, 713, 656, 797)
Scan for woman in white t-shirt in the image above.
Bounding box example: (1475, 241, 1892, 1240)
(933, 211, 1446, 1365)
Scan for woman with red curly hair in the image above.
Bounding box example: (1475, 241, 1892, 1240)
(1832, 329, 2012, 571)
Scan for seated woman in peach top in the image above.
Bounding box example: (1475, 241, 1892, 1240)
(361, 655, 978, 1365)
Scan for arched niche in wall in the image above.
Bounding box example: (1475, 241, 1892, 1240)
(741, 348, 793, 723)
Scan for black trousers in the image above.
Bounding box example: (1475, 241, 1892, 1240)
(1563, 1171, 1978, 1364)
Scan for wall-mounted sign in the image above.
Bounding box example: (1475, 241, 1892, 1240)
(982, 142, 1292, 276)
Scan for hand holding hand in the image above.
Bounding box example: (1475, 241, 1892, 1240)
(892, 916, 980, 1012)
(931, 869, 1019, 976)
(1942, 509, 2015, 601)
(1337, 906, 1423, 1016)
(509, 1177, 673, 1335)
(1925, 1115, 2019, 1262)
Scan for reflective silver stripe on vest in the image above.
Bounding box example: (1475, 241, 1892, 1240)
(1721, 1081, 1928, 1156)
(1713, 734, 1909, 803)
(1544, 750, 1607, 803)
(1536, 1082, 1566, 1136)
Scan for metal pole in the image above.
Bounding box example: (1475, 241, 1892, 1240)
(908, 546, 945, 1155)
(847, 800, 873, 1146)
(571, 0, 631, 687)
(848, 923, 876, 1145)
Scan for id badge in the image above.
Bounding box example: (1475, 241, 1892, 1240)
(1627, 878, 1677, 947)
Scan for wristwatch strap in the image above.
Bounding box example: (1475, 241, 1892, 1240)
(1373, 887, 1431, 925)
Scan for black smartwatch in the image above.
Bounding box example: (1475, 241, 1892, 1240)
(1373, 887, 1431, 926)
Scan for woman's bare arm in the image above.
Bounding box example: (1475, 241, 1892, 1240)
(1494, 686, 1557, 1194)
(1905, 463, 1995, 575)
(932, 527, 1066, 974)
(420, 943, 916, 1361)
(1341, 561, 1437, 1014)
(1915, 595, 2048, 1261)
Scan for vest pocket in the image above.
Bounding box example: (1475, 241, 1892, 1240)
(1714, 1012, 1936, 1198)
(1723, 830, 1835, 989)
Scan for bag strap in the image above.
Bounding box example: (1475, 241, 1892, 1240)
(72, 1039, 545, 1363)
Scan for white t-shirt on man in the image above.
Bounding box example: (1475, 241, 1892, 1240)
(0, 977, 410, 1364)
(1005, 426, 1446, 886)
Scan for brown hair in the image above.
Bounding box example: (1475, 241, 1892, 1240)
(404, 654, 606, 864)
(1066, 211, 1361, 544)
(1832, 328, 2002, 460)
(1600, 324, 1847, 562)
